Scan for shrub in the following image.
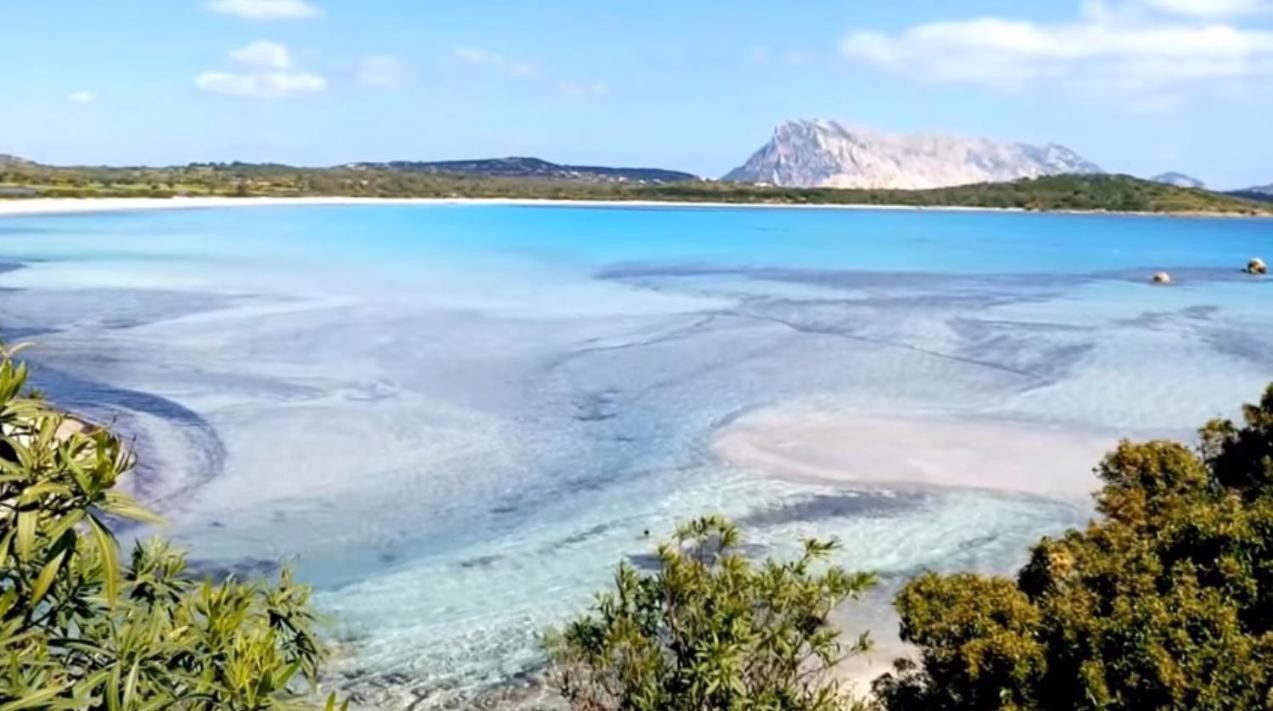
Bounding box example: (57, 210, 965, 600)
(0, 345, 344, 710)
(546, 515, 876, 710)
(874, 385, 1273, 710)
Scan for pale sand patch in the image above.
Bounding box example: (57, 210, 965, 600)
(714, 408, 1126, 693)
(713, 408, 1122, 500)
(0, 195, 981, 217)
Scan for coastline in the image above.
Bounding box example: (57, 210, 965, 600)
(0, 195, 1267, 219)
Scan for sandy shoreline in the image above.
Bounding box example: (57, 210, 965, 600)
(0, 195, 1265, 218)
(713, 408, 1120, 501)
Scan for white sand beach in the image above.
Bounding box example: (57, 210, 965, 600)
(0, 195, 981, 217)
(1, 195, 1257, 219)
(713, 407, 1122, 500)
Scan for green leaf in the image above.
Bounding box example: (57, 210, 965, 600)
(15, 510, 36, 561)
(100, 492, 164, 526)
(46, 510, 86, 543)
(122, 661, 140, 710)
(31, 550, 67, 605)
(87, 513, 119, 604)
(0, 528, 14, 569)
(0, 684, 70, 711)
(17, 482, 71, 504)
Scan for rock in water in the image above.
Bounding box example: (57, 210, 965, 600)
(722, 119, 1102, 189)
(1248, 258, 1267, 275)
(1152, 272, 1172, 284)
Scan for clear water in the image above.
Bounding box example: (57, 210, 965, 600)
(0, 204, 1270, 706)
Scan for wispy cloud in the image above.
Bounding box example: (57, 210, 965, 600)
(749, 47, 814, 65)
(196, 41, 324, 97)
(1138, 0, 1270, 17)
(195, 71, 325, 97)
(452, 46, 539, 78)
(67, 90, 99, 104)
(356, 54, 409, 87)
(207, 0, 322, 20)
(230, 40, 292, 69)
(841, 1, 1273, 91)
(451, 46, 606, 97)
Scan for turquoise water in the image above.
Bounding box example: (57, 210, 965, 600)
(0, 204, 1270, 706)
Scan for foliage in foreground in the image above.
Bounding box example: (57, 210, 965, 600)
(874, 384, 1273, 710)
(0, 346, 343, 709)
(545, 515, 877, 710)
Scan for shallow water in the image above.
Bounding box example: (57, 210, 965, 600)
(0, 204, 1270, 706)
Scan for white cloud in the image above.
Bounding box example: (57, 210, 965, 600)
(230, 40, 292, 69)
(67, 90, 98, 104)
(197, 42, 323, 97)
(452, 46, 540, 77)
(356, 54, 408, 87)
(195, 70, 326, 97)
(207, 0, 321, 20)
(1139, 0, 1269, 17)
(841, 4, 1273, 90)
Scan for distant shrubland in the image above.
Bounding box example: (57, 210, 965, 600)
(1, 161, 1269, 215)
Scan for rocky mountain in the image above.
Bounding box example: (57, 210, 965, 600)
(0, 153, 33, 166)
(346, 156, 696, 183)
(723, 119, 1102, 189)
(1151, 172, 1205, 189)
(1228, 183, 1273, 203)
(1236, 183, 1273, 195)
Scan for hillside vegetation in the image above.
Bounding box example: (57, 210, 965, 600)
(1, 162, 1269, 215)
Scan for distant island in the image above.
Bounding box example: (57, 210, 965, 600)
(1, 154, 1270, 216)
(723, 119, 1103, 190)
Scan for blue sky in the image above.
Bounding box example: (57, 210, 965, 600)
(2, 0, 1272, 188)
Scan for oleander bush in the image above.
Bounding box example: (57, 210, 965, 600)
(0, 345, 344, 710)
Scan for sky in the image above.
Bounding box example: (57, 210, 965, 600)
(2, 0, 1272, 188)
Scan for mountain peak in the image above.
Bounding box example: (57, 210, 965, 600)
(1151, 172, 1205, 189)
(725, 121, 1101, 189)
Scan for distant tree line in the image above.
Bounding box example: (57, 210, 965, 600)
(2, 162, 1270, 215)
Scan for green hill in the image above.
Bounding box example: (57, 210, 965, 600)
(639, 173, 1273, 214)
(1, 161, 1269, 216)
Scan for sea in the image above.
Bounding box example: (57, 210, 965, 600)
(0, 203, 1270, 706)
